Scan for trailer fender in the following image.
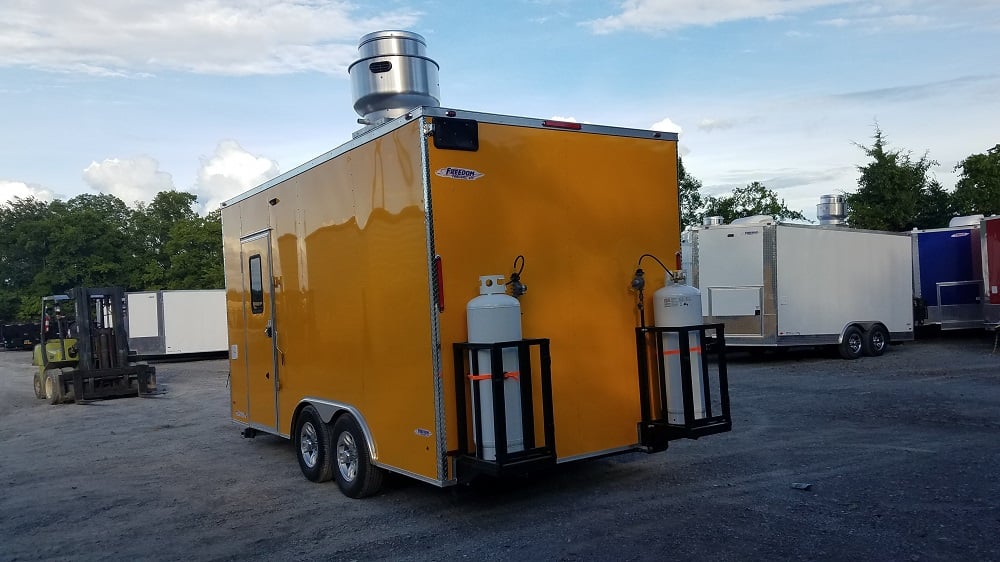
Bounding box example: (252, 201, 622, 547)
(838, 321, 882, 343)
(296, 399, 379, 462)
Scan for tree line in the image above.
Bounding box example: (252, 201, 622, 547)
(680, 127, 1000, 231)
(2, 127, 997, 322)
(1, 191, 221, 322)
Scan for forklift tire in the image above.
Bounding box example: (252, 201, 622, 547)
(295, 405, 333, 483)
(45, 371, 64, 405)
(838, 325, 864, 360)
(862, 324, 889, 357)
(332, 414, 384, 499)
(33, 371, 47, 399)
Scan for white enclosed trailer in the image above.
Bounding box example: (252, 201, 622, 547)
(127, 290, 228, 357)
(688, 217, 914, 358)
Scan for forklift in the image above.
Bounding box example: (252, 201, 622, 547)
(32, 287, 156, 404)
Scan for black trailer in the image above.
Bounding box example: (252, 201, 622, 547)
(3, 322, 41, 350)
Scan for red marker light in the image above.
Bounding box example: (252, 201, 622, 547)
(542, 120, 582, 130)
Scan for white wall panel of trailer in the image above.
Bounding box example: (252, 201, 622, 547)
(774, 226, 914, 337)
(162, 290, 228, 354)
(127, 290, 227, 356)
(127, 292, 160, 339)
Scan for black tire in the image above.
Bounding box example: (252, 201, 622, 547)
(332, 414, 384, 498)
(295, 405, 333, 483)
(838, 325, 864, 360)
(863, 324, 889, 357)
(45, 371, 64, 405)
(33, 371, 47, 399)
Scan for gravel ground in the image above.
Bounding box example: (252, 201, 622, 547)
(1, 331, 998, 561)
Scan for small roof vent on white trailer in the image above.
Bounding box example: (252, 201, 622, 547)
(948, 214, 984, 227)
(730, 215, 775, 226)
(703, 216, 724, 226)
(817, 194, 847, 225)
(349, 30, 440, 135)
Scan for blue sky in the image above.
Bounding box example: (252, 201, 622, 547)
(1, 0, 998, 220)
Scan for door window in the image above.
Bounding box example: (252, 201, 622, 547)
(249, 254, 264, 314)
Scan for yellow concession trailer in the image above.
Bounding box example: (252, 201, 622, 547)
(221, 107, 732, 497)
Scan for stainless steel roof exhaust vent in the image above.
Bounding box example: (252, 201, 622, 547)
(349, 30, 440, 134)
(817, 194, 847, 226)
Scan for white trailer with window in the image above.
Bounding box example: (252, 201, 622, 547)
(687, 217, 914, 358)
(127, 290, 228, 357)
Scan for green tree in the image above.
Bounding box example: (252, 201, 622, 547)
(916, 181, 958, 230)
(845, 127, 950, 230)
(0, 197, 55, 320)
(134, 190, 200, 289)
(30, 194, 142, 299)
(701, 181, 807, 225)
(952, 144, 1000, 216)
(163, 209, 224, 290)
(678, 156, 704, 229)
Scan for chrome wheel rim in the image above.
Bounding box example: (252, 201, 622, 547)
(337, 431, 359, 482)
(299, 422, 319, 469)
(849, 334, 862, 354)
(872, 331, 885, 351)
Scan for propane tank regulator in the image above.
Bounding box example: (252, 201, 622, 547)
(506, 255, 527, 298)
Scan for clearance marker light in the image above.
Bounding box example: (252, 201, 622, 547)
(542, 120, 582, 130)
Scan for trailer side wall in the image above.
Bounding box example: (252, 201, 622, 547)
(775, 226, 913, 337)
(222, 120, 439, 480)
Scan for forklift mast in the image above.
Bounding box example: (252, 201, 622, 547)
(70, 286, 131, 371)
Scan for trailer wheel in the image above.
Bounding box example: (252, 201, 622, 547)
(332, 414, 384, 498)
(45, 371, 64, 405)
(838, 326, 864, 360)
(863, 324, 889, 357)
(33, 371, 47, 399)
(295, 405, 333, 483)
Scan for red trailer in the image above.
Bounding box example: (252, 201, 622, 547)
(982, 216, 1000, 328)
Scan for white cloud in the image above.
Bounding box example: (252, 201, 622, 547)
(82, 156, 176, 206)
(697, 118, 740, 132)
(585, 0, 993, 33)
(650, 117, 683, 134)
(0, 180, 56, 203)
(0, 1, 421, 76)
(819, 17, 852, 26)
(195, 140, 280, 213)
(586, 0, 850, 33)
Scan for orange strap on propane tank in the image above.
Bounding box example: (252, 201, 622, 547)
(467, 371, 520, 381)
(662, 346, 702, 356)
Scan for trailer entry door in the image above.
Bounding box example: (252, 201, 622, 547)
(241, 232, 279, 432)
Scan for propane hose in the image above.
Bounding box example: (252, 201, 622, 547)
(631, 253, 679, 328)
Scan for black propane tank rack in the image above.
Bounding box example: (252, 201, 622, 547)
(451, 338, 556, 481)
(635, 323, 732, 452)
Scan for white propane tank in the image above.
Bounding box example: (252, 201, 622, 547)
(653, 273, 707, 424)
(466, 275, 524, 461)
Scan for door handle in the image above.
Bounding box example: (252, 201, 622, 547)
(264, 320, 273, 338)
